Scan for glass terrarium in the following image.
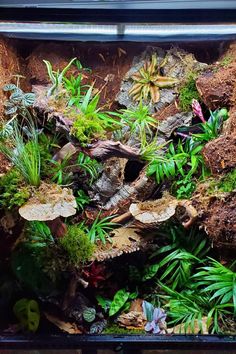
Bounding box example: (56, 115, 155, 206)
(0, 1, 236, 353)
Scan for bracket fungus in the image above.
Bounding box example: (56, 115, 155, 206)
(19, 183, 77, 221)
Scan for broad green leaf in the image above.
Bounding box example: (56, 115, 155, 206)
(109, 289, 130, 317)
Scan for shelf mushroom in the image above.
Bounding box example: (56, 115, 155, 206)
(19, 183, 77, 237)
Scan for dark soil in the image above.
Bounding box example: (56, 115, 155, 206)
(202, 192, 236, 248)
(0, 38, 21, 120)
(196, 65, 236, 110)
(202, 134, 236, 175)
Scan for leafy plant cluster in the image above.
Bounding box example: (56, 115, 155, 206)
(146, 224, 236, 334)
(70, 86, 120, 145)
(97, 288, 137, 317)
(3, 82, 35, 116)
(146, 107, 228, 199)
(13, 298, 40, 333)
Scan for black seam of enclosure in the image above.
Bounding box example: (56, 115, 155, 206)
(0, 334, 236, 350)
(1, 8, 236, 23)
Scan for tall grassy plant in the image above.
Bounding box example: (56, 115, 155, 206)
(0, 120, 41, 187)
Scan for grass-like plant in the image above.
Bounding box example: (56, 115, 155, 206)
(87, 213, 118, 244)
(77, 151, 101, 185)
(0, 119, 41, 187)
(76, 189, 91, 210)
(146, 141, 188, 184)
(43, 57, 77, 97)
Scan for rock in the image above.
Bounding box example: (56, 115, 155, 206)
(202, 135, 236, 175)
(157, 111, 193, 137)
(19, 183, 77, 221)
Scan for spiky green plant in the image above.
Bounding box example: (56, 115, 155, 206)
(117, 101, 157, 137)
(151, 225, 210, 290)
(0, 119, 41, 187)
(193, 258, 236, 315)
(77, 152, 101, 185)
(43, 57, 77, 97)
(87, 213, 118, 244)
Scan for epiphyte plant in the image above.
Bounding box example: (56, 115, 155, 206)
(129, 54, 179, 103)
(43, 57, 77, 97)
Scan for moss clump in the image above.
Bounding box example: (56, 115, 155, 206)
(0, 169, 31, 209)
(208, 169, 236, 194)
(103, 323, 145, 335)
(59, 225, 95, 266)
(178, 74, 200, 112)
(220, 56, 233, 67)
(70, 113, 106, 146)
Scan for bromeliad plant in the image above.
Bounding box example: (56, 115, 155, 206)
(191, 100, 229, 143)
(129, 54, 178, 103)
(116, 101, 157, 137)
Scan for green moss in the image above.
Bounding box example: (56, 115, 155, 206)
(103, 323, 145, 335)
(0, 169, 31, 209)
(208, 169, 236, 194)
(70, 113, 106, 146)
(178, 74, 200, 112)
(59, 224, 95, 266)
(220, 55, 233, 67)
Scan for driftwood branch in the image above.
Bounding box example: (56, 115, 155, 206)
(53, 141, 140, 162)
(86, 140, 140, 161)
